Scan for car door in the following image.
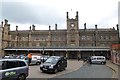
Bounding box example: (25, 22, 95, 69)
(57, 59, 62, 71)
(1, 61, 18, 79)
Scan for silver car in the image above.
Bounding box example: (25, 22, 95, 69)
(0, 59, 29, 80)
(25, 55, 41, 65)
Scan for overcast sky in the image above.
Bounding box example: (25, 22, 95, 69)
(0, 0, 120, 30)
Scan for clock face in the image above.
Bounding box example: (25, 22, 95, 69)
(71, 23, 74, 27)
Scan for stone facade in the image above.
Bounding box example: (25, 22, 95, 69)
(0, 22, 3, 57)
(0, 12, 119, 59)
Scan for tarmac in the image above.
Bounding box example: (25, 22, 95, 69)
(28, 60, 120, 78)
(67, 60, 120, 78)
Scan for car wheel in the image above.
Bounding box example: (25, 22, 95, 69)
(54, 69, 58, 73)
(62, 68, 66, 71)
(36, 62, 41, 65)
(42, 70, 45, 73)
(17, 74, 26, 80)
(101, 62, 104, 65)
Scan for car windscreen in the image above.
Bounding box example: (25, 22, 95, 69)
(97, 58, 105, 60)
(45, 57, 59, 64)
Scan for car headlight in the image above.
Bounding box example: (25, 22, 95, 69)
(40, 64, 43, 67)
(49, 65, 54, 69)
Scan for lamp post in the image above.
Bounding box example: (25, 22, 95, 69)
(94, 31, 96, 47)
(43, 47, 44, 55)
(42, 39, 45, 55)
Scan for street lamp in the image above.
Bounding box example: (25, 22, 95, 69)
(42, 39, 45, 55)
(43, 47, 44, 55)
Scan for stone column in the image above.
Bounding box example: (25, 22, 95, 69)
(0, 22, 3, 57)
(66, 52, 69, 59)
(78, 51, 81, 59)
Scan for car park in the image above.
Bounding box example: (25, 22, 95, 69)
(0, 58, 29, 80)
(40, 56, 67, 73)
(90, 56, 106, 64)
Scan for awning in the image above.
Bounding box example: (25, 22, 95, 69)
(4, 47, 110, 51)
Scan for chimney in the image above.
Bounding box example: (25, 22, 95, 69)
(32, 25, 35, 30)
(76, 11, 78, 19)
(66, 12, 69, 19)
(95, 24, 97, 29)
(113, 27, 115, 30)
(16, 25, 18, 31)
(49, 25, 51, 30)
(1, 21, 3, 27)
(55, 24, 57, 30)
(116, 24, 119, 31)
(84, 23, 86, 29)
(29, 26, 31, 30)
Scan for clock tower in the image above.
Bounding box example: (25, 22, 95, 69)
(67, 11, 79, 47)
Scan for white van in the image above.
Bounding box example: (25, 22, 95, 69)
(90, 56, 106, 64)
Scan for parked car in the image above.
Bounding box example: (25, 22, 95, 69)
(3, 55, 17, 59)
(40, 55, 50, 63)
(90, 56, 106, 64)
(0, 58, 29, 80)
(40, 56, 67, 73)
(25, 55, 41, 65)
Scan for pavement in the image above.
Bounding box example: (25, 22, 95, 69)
(106, 60, 119, 78)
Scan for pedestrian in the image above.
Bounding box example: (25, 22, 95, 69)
(28, 53, 32, 65)
(16, 55, 20, 59)
(83, 57, 87, 63)
(78, 56, 80, 61)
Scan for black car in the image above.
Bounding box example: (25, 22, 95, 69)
(40, 56, 67, 73)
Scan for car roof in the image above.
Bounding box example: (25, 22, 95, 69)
(0, 58, 26, 61)
(50, 56, 64, 58)
(91, 56, 105, 58)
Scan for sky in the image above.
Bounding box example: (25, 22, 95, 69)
(0, 0, 120, 30)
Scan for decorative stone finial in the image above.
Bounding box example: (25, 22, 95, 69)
(55, 24, 57, 30)
(16, 25, 18, 31)
(49, 25, 51, 30)
(4, 19, 8, 24)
